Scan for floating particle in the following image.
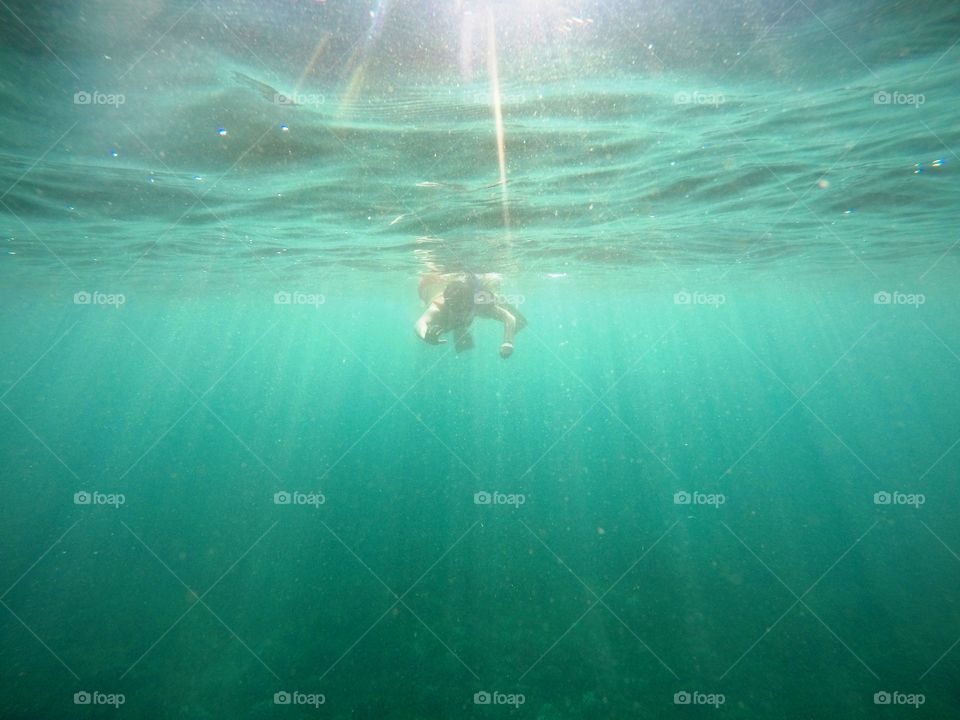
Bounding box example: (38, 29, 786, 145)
(844, 208, 854, 214)
(280, 123, 289, 132)
(817, 178, 829, 189)
(931, 158, 945, 167)
(217, 127, 227, 136)
(109, 148, 118, 157)
(914, 163, 923, 174)
(193, 175, 203, 182)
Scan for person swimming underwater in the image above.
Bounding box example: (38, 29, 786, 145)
(414, 273, 527, 358)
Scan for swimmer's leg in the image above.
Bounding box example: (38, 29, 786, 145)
(454, 328, 475, 353)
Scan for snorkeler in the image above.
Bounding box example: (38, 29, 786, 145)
(414, 273, 527, 358)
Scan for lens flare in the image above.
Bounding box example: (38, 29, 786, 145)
(486, 8, 510, 234)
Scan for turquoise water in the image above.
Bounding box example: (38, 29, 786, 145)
(2, 1, 959, 718)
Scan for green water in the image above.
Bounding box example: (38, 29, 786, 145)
(2, 0, 959, 718)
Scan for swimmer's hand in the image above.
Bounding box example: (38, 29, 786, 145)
(424, 325, 446, 345)
(499, 341, 513, 359)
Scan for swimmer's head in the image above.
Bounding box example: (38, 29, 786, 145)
(443, 280, 474, 318)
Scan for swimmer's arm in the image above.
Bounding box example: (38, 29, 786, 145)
(415, 303, 445, 344)
(487, 305, 518, 357)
